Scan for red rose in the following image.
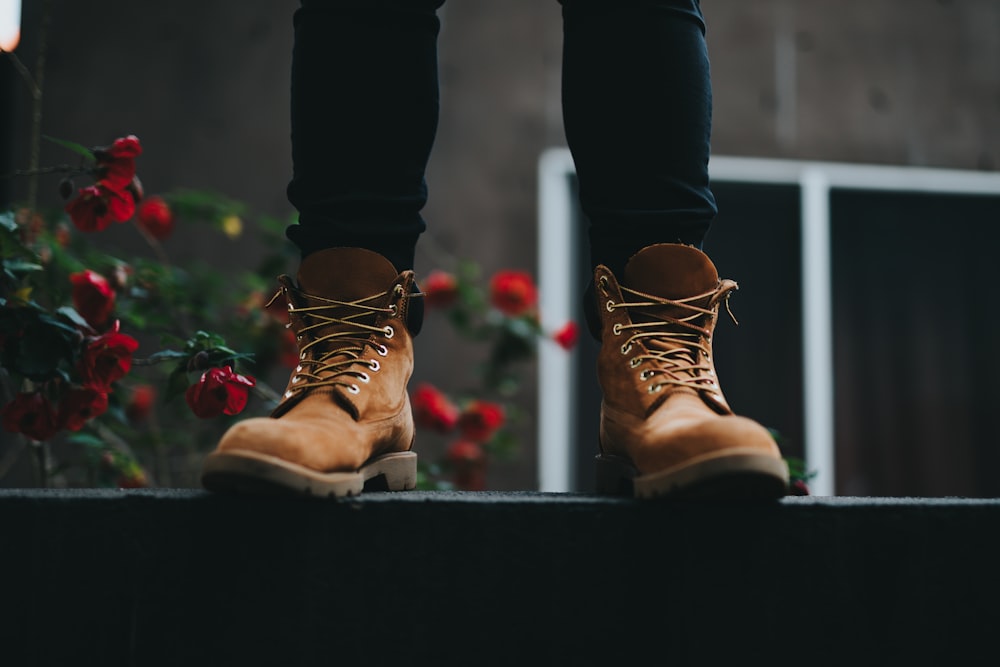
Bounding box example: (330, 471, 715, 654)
(70, 269, 115, 328)
(410, 382, 459, 433)
(65, 183, 135, 232)
(447, 439, 486, 491)
(136, 195, 174, 240)
(422, 270, 459, 309)
(458, 400, 505, 442)
(126, 384, 156, 421)
(552, 320, 580, 350)
(65, 185, 115, 232)
(57, 386, 109, 431)
(94, 135, 142, 191)
(1, 392, 59, 441)
(489, 270, 538, 317)
(185, 366, 256, 419)
(78, 324, 140, 391)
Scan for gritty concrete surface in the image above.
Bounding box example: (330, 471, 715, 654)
(1, 489, 998, 663)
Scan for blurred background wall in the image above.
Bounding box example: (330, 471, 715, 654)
(4, 0, 999, 493)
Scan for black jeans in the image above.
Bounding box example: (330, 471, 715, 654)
(286, 0, 717, 276)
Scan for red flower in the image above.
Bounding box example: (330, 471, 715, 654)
(70, 269, 115, 328)
(78, 324, 140, 391)
(57, 386, 109, 431)
(1, 392, 59, 441)
(126, 384, 156, 421)
(94, 135, 142, 191)
(422, 270, 459, 309)
(489, 270, 538, 317)
(447, 439, 487, 491)
(458, 400, 505, 442)
(185, 366, 256, 419)
(552, 320, 580, 350)
(136, 195, 174, 240)
(65, 183, 135, 232)
(410, 383, 459, 433)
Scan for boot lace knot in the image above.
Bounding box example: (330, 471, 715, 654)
(267, 284, 404, 400)
(606, 279, 738, 395)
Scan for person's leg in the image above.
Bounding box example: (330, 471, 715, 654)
(202, 0, 446, 498)
(560, 0, 716, 278)
(286, 0, 445, 273)
(560, 0, 789, 499)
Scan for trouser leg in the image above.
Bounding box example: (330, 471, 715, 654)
(285, 0, 446, 272)
(560, 0, 717, 277)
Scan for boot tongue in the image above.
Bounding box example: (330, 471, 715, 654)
(621, 244, 720, 351)
(621, 243, 719, 303)
(289, 247, 401, 347)
(296, 247, 400, 301)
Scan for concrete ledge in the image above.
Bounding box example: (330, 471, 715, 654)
(2, 491, 998, 664)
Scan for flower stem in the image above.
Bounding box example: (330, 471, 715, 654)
(32, 439, 48, 488)
(24, 0, 52, 217)
(0, 164, 83, 181)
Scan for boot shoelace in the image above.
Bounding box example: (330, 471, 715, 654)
(602, 276, 739, 395)
(267, 284, 405, 399)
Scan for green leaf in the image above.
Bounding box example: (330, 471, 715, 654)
(0, 218, 38, 262)
(56, 306, 91, 330)
(3, 260, 43, 274)
(144, 349, 189, 363)
(66, 432, 108, 450)
(42, 135, 96, 160)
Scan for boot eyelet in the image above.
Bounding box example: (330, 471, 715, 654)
(295, 365, 303, 372)
(296, 335, 303, 341)
(640, 370, 654, 380)
(389, 304, 397, 315)
(394, 284, 404, 296)
(368, 359, 380, 372)
(299, 351, 307, 360)
(606, 300, 615, 312)
(376, 344, 389, 357)
(620, 343, 632, 355)
(357, 372, 370, 383)
(598, 276, 609, 294)
(291, 376, 300, 384)
(612, 323, 622, 336)
(347, 384, 360, 394)
(383, 325, 395, 339)
(647, 384, 663, 394)
(287, 303, 294, 311)
(284, 322, 292, 329)
(629, 357, 642, 368)
(283, 390, 294, 399)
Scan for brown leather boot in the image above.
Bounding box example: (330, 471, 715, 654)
(201, 247, 418, 497)
(592, 243, 789, 499)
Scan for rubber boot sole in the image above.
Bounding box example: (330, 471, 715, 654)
(201, 449, 417, 498)
(595, 447, 789, 500)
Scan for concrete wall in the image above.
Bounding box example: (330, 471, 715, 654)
(6, 0, 999, 490)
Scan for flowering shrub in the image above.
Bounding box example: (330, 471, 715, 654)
(0, 131, 301, 487)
